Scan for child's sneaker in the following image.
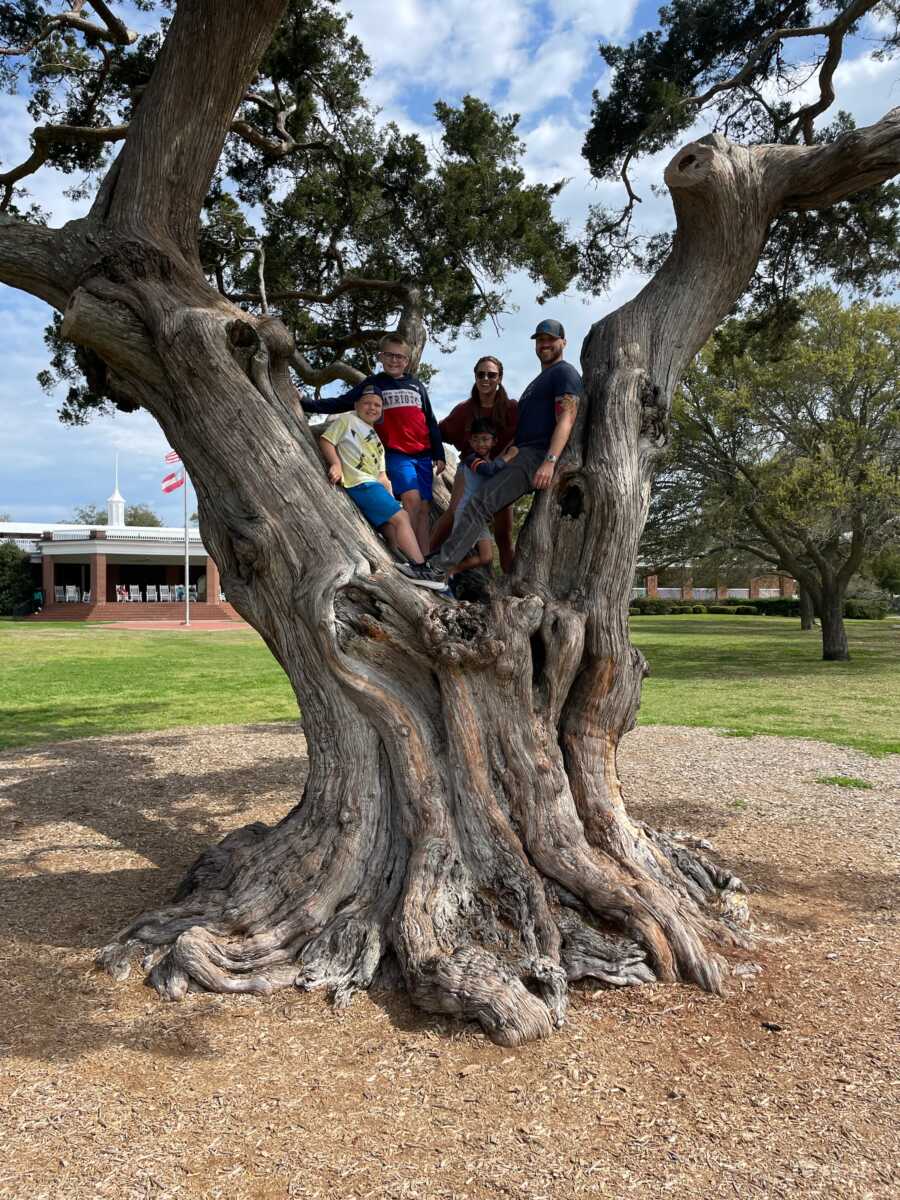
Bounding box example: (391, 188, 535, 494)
(396, 561, 447, 590)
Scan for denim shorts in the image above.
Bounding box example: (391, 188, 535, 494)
(385, 451, 433, 501)
(346, 481, 402, 528)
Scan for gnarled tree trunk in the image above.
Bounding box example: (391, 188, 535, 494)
(3, 1, 899, 1043)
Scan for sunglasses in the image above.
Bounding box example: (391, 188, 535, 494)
(476, 371, 499, 380)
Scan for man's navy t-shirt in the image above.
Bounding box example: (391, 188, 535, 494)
(515, 360, 584, 453)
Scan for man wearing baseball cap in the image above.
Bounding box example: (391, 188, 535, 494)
(398, 318, 583, 588)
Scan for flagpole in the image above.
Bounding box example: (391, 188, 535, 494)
(184, 470, 190, 627)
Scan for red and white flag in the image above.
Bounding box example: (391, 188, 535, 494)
(161, 470, 184, 494)
(164, 449, 181, 464)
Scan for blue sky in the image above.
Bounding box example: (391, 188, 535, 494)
(1, 1, 898, 524)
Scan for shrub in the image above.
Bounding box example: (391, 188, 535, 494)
(692, 604, 707, 614)
(752, 596, 799, 616)
(671, 605, 694, 614)
(0, 543, 34, 615)
(628, 606, 640, 615)
(733, 605, 759, 615)
(632, 597, 674, 615)
(707, 605, 731, 614)
(843, 598, 886, 620)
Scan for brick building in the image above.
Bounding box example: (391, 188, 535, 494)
(1, 478, 239, 622)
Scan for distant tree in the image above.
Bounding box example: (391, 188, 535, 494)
(668, 290, 900, 660)
(0, 543, 33, 615)
(0, 512, 10, 521)
(867, 543, 900, 594)
(72, 503, 163, 527)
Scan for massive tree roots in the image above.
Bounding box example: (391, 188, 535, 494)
(98, 586, 752, 1047)
(97, 803, 747, 1045)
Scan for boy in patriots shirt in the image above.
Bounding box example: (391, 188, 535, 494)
(302, 334, 445, 555)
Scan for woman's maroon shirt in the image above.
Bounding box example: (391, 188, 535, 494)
(438, 396, 518, 457)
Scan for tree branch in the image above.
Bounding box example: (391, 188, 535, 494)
(0, 124, 127, 209)
(103, 0, 289, 258)
(0, 0, 137, 56)
(690, 0, 878, 138)
(290, 349, 365, 388)
(0, 213, 71, 308)
(233, 275, 413, 306)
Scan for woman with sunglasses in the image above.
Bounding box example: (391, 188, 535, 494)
(433, 356, 518, 571)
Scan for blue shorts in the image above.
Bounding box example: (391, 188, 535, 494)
(385, 451, 433, 501)
(346, 481, 402, 528)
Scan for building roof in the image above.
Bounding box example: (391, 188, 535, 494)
(1, 522, 200, 538)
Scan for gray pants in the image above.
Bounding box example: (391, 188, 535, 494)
(434, 446, 545, 570)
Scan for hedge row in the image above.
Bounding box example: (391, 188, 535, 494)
(630, 595, 886, 619)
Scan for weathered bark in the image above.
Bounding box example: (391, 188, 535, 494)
(4, 3, 900, 1042)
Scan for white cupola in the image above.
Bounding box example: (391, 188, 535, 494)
(107, 456, 126, 527)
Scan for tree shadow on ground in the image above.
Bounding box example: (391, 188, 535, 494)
(0, 728, 308, 948)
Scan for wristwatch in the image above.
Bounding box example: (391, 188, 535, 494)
(544, 454, 558, 463)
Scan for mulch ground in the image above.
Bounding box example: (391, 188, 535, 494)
(0, 723, 897, 1200)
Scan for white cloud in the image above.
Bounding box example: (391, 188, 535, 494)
(504, 39, 591, 115)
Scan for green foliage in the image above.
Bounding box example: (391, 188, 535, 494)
(843, 598, 886, 620)
(631, 596, 669, 613)
(72, 503, 163, 527)
(7, 2, 576, 420)
(733, 605, 758, 614)
(255, 93, 576, 374)
(708, 605, 732, 614)
(580, 6, 900, 298)
(692, 604, 707, 613)
(867, 543, 900, 593)
(751, 597, 800, 616)
(0, 543, 34, 616)
(654, 290, 900, 644)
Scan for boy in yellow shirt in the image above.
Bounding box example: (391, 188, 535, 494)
(319, 390, 445, 590)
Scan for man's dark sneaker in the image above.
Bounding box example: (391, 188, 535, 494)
(396, 561, 447, 590)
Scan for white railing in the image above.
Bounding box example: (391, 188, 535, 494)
(103, 531, 203, 543)
(1, 537, 40, 553)
(658, 587, 682, 599)
(692, 587, 716, 600)
(51, 530, 90, 541)
(631, 587, 646, 598)
(759, 588, 781, 598)
(727, 588, 750, 599)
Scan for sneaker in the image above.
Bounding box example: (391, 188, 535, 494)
(396, 561, 447, 590)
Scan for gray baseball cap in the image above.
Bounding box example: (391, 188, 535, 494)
(530, 319, 565, 339)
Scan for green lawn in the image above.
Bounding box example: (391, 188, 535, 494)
(630, 616, 900, 756)
(0, 622, 297, 751)
(1, 615, 897, 755)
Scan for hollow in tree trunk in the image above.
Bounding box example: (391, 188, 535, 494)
(2, 3, 899, 1043)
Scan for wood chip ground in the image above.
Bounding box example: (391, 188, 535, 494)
(1, 723, 897, 1199)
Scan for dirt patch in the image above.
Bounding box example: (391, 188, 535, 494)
(1, 723, 897, 1199)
